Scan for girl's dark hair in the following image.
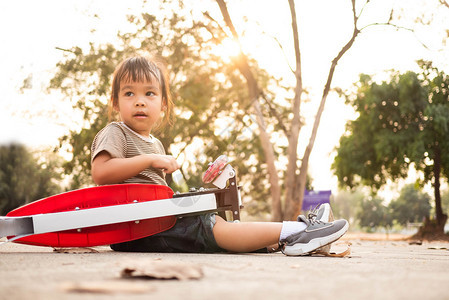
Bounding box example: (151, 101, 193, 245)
(110, 56, 173, 130)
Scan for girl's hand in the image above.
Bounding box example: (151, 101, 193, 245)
(92, 152, 181, 185)
(148, 154, 180, 174)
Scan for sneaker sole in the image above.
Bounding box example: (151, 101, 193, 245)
(283, 221, 349, 256)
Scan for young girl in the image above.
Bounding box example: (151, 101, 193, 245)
(91, 56, 348, 255)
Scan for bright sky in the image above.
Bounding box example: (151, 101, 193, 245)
(0, 0, 447, 193)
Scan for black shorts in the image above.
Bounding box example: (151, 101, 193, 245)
(110, 213, 226, 253)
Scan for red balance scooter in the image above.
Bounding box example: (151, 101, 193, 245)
(0, 155, 242, 248)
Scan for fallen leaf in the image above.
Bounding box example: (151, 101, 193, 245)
(120, 260, 203, 280)
(428, 247, 449, 251)
(62, 281, 153, 294)
(53, 247, 99, 253)
(312, 242, 352, 257)
(408, 240, 423, 245)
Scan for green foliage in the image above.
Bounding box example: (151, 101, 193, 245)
(389, 184, 431, 225)
(0, 144, 63, 215)
(333, 185, 431, 232)
(333, 61, 449, 226)
(333, 70, 428, 189)
(49, 1, 285, 215)
(356, 195, 392, 232)
(333, 188, 391, 232)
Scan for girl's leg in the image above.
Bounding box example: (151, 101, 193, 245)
(212, 216, 283, 252)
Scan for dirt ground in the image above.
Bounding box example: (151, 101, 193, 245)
(0, 233, 448, 300)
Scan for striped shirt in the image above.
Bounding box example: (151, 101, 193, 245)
(91, 122, 167, 185)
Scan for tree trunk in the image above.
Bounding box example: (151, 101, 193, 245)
(284, 0, 361, 220)
(215, 0, 283, 220)
(283, 0, 304, 220)
(433, 145, 447, 231)
(414, 143, 448, 239)
(252, 99, 283, 221)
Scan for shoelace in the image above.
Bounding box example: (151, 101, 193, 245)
(307, 204, 324, 225)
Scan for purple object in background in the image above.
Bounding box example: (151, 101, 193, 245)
(302, 190, 331, 211)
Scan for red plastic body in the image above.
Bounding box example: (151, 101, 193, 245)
(6, 184, 176, 248)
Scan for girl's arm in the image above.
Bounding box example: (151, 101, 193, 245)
(91, 151, 180, 185)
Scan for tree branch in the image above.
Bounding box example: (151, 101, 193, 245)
(357, 0, 371, 19)
(359, 20, 431, 50)
(259, 27, 295, 75)
(55, 47, 77, 54)
(202, 11, 289, 135)
(215, 0, 242, 47)
(260, 92, 289, 135)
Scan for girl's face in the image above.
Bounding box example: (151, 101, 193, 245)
(115, 77, 164, 136)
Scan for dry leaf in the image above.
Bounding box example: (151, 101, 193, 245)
(120, 260, 203, 280)
(428, 247, 449, 251)
(53, 247, 99, 253)
(311, 242, 352, 257)
(409, 240, 423, 245)
(62, 281, 153, 294)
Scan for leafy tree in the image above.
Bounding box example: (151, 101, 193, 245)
(50, 1, 275, 215)
(0, 144, 63, 215)
(356, 195, 392, 232)
(333, 61, 449, 234)
(389, 184, 431, 226)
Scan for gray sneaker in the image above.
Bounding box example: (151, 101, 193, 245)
(280, 214, 348, 256)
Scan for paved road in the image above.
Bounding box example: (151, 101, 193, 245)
(1, 236, 448, 300)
